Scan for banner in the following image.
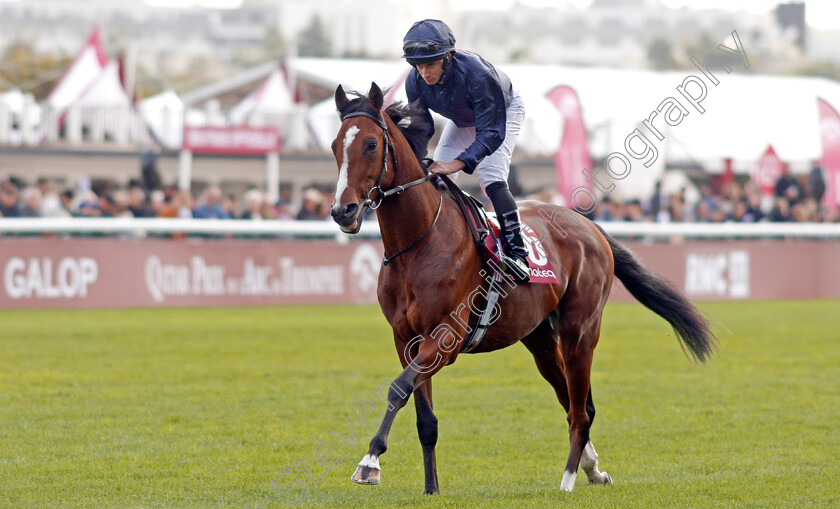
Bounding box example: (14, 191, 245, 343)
(752, 145, 784, 195)
(817, 98, 840, 211)
(3, 238, 840, 309)
(545, 86, 593, 206)
(1, 239, 382, 309)
(183, 126, 280, 155)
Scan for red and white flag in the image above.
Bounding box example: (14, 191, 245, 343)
(817, 98, 840, 211)
(752, 145, 784, 196)
(546, 86, 593, 206)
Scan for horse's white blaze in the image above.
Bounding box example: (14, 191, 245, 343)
(335, 126, 360, 204)
(560, 470, 576, 491)
(358, 453, 380, 470)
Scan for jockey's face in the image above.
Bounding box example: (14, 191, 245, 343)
(415, 59, 445, 85)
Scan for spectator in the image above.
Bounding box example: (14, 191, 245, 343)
(807, 162, 826, 202)
(240, 189, 265, 220)
(274, 198, 293, 220)
(38, 181, 69, 218)
(59, 190, 75, 216)
(593, 195, 614, 221)
(0, 179, 23, 217)
(128, 184, 153, 217)
(140, 149, 162, 192)
(19, 186, 43, 217)
(769, 197, 792, 222)
(665, 193, 687, 222)
(694, 200, 712, 222)
(729, 200, 748, 222)
(193, 185, 230, 219)
(148, 189, 166, 217)
(297, 188, 325, 220)
(774, 164, 802, 205)
(223, 193, 237, 218)
(157, 190, 193, 219)
(78, 191, 105, 217)
(98, 193, 116, 217)
(111, 190, 134, 218)
(623, 200, 645, 221)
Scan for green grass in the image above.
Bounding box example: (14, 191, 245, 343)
(1, 301, 838, 508)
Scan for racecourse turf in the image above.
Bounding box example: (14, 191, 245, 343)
(1, 300, 838, 508)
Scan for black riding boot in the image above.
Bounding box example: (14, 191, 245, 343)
(486, 182, 530, 283)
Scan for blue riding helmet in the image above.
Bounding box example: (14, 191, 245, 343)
(402, 19, 456, 65)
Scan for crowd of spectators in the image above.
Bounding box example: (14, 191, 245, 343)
(0, 176, 337, 222)
(1, 164, 837, 224)
(530, 165, 839, 224)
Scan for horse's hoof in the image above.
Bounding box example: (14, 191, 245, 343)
(560, 470, 576, 492)
(587, 471, 613, 485)
(350, 465, 381, 485)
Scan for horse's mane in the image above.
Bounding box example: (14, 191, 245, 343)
(338, 91, 433, 162)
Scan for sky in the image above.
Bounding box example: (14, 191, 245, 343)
(136, 0, 840, 31)
(0, 0, 797, 31)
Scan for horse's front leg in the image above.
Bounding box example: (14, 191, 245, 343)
(351, 336, 446, 487)
(414, 379, 439, 494)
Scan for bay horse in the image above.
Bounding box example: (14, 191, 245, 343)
(329, 82, 715, 494)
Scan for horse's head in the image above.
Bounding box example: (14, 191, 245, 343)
(330, 82, 395, 234)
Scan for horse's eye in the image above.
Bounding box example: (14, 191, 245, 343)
(366, 140, 378, 151)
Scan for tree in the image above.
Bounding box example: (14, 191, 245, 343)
(264, 26, 286, 59)
(647, 37, 678, 70)
(0, 41, 70, 99)
(297, 15, 331, 58)
(792, 60, 840, 82)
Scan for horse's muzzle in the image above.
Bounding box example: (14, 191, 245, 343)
(331, 202, 361, 232)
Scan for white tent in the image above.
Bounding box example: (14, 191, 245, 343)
(77, 60, 131, 108)
(229, 66, 295, 125)
(74, 60, 133, 143)
(45, 28, 108, 112)
(140, 89, 184, 149)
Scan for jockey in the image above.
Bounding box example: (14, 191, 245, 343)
(401, 19, 530, 282)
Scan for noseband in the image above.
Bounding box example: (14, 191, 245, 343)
(338, 110, 442, 265)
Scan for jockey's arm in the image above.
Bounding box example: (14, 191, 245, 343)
(456, 71, 507, 174)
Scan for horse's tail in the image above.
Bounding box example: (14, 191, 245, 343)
(596, 224, 716, 363)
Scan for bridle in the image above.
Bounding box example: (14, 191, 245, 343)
(337, 110, 442, 266)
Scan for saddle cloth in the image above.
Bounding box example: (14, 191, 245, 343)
(484, 213, 559, 284)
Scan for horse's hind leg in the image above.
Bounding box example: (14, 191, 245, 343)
(557, 315, 607, 492)
(522, 323, 611, 491)
(579, 389, 612, 485)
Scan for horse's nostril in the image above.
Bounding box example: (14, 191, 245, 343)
(344, 203, 359, 218)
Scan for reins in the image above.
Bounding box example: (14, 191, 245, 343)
(340, 110, 442, 266)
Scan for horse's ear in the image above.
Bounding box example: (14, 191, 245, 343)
(368, 82, 383, 112)
(335, 85, 348, 111)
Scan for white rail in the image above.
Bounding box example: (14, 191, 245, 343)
(1, 218, 840, 239)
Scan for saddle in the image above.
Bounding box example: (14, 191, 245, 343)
(435, 174, 559, 285)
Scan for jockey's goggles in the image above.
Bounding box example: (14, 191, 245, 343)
(402, 40, 451, 56)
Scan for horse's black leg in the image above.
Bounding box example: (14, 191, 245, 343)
(414, 379, 439, 494)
